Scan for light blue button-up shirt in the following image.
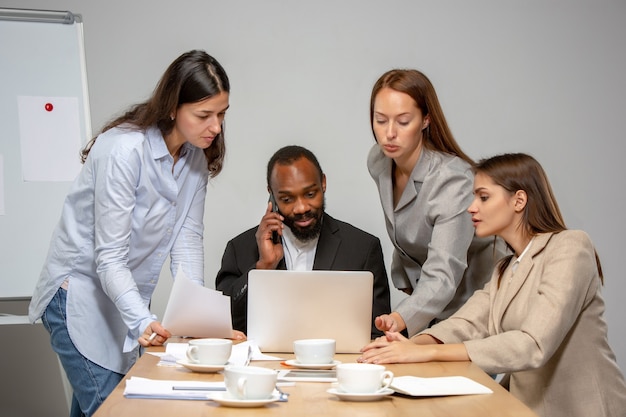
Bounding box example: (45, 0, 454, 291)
(29, 125, 208, 373)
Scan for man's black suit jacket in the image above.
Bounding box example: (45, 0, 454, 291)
(215, 213, 391, 338)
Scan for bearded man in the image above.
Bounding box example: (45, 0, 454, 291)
(215, 145, 390, 338)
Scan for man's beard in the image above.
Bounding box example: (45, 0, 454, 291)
(281, 199, 325, 242)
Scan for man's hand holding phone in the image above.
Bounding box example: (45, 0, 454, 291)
(254, 195, 284, 269)
(269, 194, 281, 244)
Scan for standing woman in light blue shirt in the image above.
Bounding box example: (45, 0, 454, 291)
(28, 50, 232, 417)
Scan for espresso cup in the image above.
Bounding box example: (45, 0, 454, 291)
(185, 338, 232, 365)
(336, 363, 394, 393)
(293, 339, 336, 364)
(223, 366, 278, 400)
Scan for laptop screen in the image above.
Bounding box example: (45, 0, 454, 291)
(246, 270, 373, 353)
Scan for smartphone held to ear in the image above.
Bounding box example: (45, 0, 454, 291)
(269, 194, 281, 244)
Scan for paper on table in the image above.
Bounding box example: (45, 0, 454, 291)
(151, 341, 283, 367)
(390, 376, 493, 396)
(161, 269, 232, 338)
(149, 342, 189, 366)
(123, 376, 225, 400)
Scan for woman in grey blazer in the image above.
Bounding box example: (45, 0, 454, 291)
(368, 69, 499, 336)
(360, 153, 626, 417)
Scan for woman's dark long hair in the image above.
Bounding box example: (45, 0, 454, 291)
(81, 50, 230, 177)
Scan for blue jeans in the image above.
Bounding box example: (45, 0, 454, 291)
(41, 288, 124, 417)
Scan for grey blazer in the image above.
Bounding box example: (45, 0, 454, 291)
(425, 231, 626, 417)
(368, 145, 499, 335)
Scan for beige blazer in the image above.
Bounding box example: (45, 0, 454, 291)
(424, 231, 626, 417)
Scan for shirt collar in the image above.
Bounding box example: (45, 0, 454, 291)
(146, 126, 170, 160)
(281, 225, 319, 271)
(513, 236, 535, 271)
(146, 126, 192, 160)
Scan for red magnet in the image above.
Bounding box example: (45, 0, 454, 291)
(45, 102, 54, 112)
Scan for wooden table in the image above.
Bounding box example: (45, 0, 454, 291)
(94, 343, 537, 417)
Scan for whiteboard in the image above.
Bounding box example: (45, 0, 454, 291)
(0, 13, 91, 299)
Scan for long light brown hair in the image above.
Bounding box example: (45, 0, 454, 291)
(370, 69, 474, 166)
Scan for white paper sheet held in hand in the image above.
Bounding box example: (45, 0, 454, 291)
(161, 269, 233, 338)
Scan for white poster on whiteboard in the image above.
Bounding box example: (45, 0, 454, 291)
(17, 95, 83, 182)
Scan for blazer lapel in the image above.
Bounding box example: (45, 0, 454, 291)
(377, 157, 395, 226)
(312, 214, 340, 270)
(505, 258, 533, 301)
(393, 149, 430, 212)
(493, 233, 553, 328)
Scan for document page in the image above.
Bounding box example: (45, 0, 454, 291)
(161, 269, 233, 338)
(390, 375, 493, 396)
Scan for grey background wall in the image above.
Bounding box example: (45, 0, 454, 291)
(2, 0, 625, 382)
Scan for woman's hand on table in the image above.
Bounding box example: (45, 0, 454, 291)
(358, 331, 425, 364)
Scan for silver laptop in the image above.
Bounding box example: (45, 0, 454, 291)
(247, 270, 373, 353)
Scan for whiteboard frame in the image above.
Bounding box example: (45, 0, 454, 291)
(0, 10, 91, 299)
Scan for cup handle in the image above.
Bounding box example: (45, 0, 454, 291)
(380, 370, 394, 390)
(237, 377, 247, 399)
(186, 346, 198, 363)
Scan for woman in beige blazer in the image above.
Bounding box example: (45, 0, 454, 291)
(360, 153, 626, 417)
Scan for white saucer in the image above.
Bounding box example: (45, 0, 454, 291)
(176, 359, 226, 373)
(327, 387, 394, 402)
(285, 359, 341, 370)
(209, 392, 280, 408)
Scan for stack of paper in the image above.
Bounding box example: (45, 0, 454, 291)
(123, 377, 225, 400)
(390, 376, 493, 396)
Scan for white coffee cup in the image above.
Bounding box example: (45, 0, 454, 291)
(223, 366, 278, 400)
(293, 339, 335, 364)
(336, 363, 394, 393)
(185, 338, 232, 365)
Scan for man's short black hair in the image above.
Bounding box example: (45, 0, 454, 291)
(266, 145, 324, 188)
